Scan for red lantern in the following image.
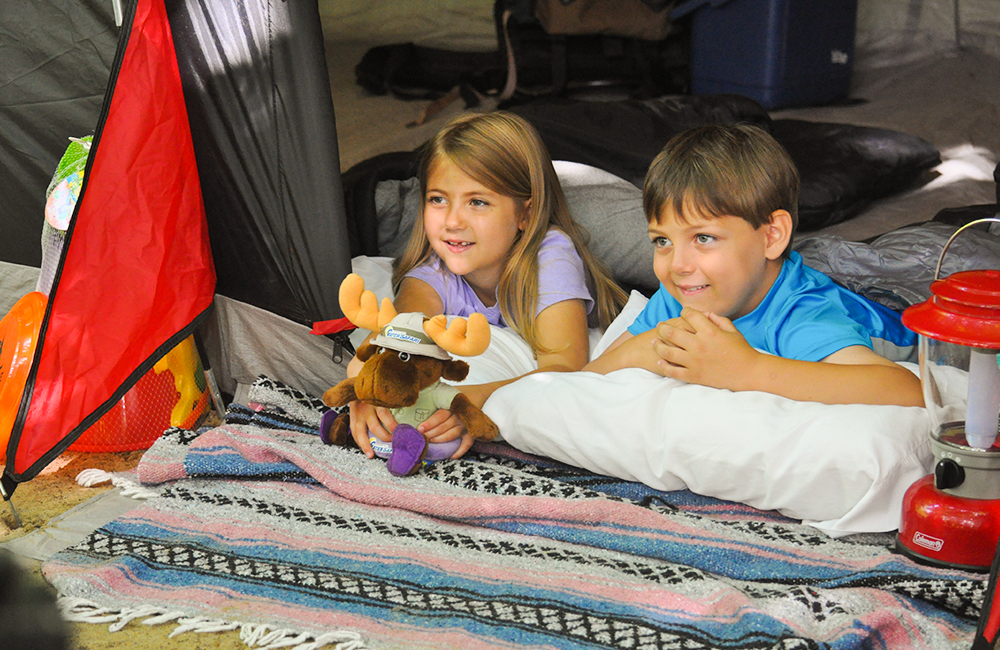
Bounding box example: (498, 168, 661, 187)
(897, 219, 1000, 571)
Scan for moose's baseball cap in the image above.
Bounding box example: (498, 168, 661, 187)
(371, 312, 451, 360)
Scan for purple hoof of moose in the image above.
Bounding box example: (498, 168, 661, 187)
(423, 437, 462, 461)
(385, 424, 427, 476)
(319, 409, 342, 445)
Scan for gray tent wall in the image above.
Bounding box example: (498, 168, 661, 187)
(167, 0, 351, 328)
(1, 0, 354, 398)
(315, 0, 1000, 58)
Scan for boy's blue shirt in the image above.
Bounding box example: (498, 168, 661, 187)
(626, 251, 916, 362)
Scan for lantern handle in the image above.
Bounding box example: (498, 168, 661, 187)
(935, 217, 1000, 280)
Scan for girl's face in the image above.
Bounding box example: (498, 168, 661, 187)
(423, 158, 527, 306)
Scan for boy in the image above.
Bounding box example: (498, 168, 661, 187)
(584, 124, 923, 407)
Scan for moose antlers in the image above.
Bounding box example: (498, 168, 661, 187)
(339, 273, 396, 331)
(339, 273, 491, 357)
(423, 313, 490, 357)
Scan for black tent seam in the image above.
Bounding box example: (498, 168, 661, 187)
(3, 0, 138, 485)
(10, 304, 215, 483)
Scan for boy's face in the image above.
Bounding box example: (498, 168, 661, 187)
(648, 206, 785, 320)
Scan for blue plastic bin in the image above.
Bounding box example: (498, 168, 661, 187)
(671, 0, 858, 110)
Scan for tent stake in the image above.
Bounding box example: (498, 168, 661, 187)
(4, 501, 22, 530)
(1, 474, 22, 529)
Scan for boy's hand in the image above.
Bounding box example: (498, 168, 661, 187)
(652, 308, 759, 391)
(652, 315, 696, 348)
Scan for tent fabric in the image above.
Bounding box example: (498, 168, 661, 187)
(0, 0, 352, 328)
(5, 0, 215, 482)
(0, 2, 118, 268)
(0, 261, 353, 411)
(3, 0, 355, 486)
(166, 0, 352, 327)
(507, 97, 941, 230)
(205, 295, 352, 400)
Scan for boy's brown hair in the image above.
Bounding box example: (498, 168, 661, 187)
(643, 123, 800, 257)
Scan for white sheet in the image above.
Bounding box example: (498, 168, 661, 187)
(482, 291, 935, 537)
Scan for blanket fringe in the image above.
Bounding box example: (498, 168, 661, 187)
(59, 598, 367, 649)
(75, 468, 159, 499)
(241, 624, 366, 649)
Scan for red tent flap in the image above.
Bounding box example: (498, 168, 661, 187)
(8, 0, 215, 479)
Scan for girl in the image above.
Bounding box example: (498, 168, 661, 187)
(347, 111, 627, 458)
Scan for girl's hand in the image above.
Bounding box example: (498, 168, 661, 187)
(420, 409, 468, 443)
(415, 410, 475, 459)
(348, 400, 398, 458)
(450, 433, 476, 459)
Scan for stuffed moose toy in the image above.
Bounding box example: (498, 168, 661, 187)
(321, 273, 499, 476)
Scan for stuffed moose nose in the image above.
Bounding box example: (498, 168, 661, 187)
(354, 349, 421, 408)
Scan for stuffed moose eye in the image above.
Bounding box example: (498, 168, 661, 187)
(398, 352, 411, 362)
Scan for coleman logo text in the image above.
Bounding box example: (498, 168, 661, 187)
(912, 532, 944, 552)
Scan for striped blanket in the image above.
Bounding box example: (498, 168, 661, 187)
(43, 377, 985, 649)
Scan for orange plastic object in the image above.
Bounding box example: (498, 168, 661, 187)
(70, 335, 209, 452)
(0, 292, 47, 463)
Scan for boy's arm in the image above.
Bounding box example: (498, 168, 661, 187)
(428, 298, 593, 459)
(583, 329, 669, 375)
(584, 314, 700, 375)
(653, 309, 924, 407)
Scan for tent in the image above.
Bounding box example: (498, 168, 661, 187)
(4, 0, 999, 495)
(1, 0, 352, 496)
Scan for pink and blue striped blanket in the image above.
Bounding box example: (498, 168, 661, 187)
(43, 377, 986, 649)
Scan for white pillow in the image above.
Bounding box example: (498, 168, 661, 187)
(554, 161, 655, 294)
(483, 291, 935, 537)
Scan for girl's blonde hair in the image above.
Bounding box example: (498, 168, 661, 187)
(392, 111, 627, 353)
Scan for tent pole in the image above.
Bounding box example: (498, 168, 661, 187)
(193, 327, 227, 424)
(954, 0, 962, 49)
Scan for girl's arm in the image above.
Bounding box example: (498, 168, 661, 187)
(391, 276, 445, 315)
(346, 277, 443, 378)
(455, 298, 590, 410)
(430, 298, 591, 459)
